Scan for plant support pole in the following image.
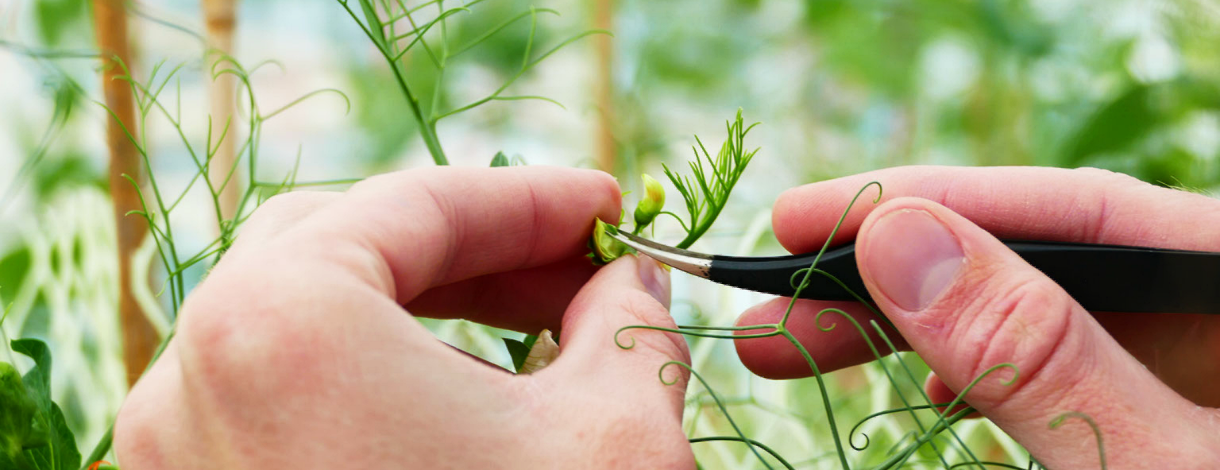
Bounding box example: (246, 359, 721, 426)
(92, 0, 159, 387)
(204, 0, 241, 221)
(593, 0, 615, 172)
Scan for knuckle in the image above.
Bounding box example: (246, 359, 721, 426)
(236, 191, 336, 250)
(617, 291, 690, 364)
(177, 268, 322, 399)
(249, 191, 331, 223)
(951, 273, 1078, 407)
(113, 387, 166, 468)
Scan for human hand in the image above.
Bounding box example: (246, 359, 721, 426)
(735, 166, 1220, 468)
(114, 167, 693, 469)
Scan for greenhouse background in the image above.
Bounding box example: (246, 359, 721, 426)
(1, 0, 1218, 468)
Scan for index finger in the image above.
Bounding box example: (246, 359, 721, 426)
(773, 166, 1220, 253)
(298, 166, 621, 307)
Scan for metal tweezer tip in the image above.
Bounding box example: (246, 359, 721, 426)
(605, 230, 713, 278)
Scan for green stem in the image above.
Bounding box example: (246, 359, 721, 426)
(81, 428, 112, 470)
(338, 1, 448, 165)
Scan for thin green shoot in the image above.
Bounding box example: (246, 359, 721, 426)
(338, 0, 607, 165)
(662, 108, 759, 249)
(1048, 412, 1105, 470)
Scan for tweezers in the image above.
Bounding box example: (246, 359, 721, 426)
(607, 231, 1220, 314)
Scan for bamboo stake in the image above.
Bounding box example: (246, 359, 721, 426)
(203, 0, 240, 222)
(593, 0, 616, 172)
(91, 0, 158, 387)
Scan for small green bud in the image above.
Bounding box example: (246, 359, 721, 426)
(590, 219, 629, 264)
(633, 174, 666, 230)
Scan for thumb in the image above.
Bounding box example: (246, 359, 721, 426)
(551, 255, 690, 413)
(856, 197, 1219, 468)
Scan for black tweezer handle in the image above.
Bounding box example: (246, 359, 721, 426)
(709, 240, 1220, 314)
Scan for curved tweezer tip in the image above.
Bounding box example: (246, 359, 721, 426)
(605, 231, 714, 278)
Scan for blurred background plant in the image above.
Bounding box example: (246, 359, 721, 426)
(2, 0, 1219, 468)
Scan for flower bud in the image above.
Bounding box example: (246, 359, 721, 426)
(590, 218, 628, 264)
(633, 174, 666, 229)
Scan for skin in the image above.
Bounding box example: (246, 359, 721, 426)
(115, 165, 1220, 469)
(114, 167, 693, 469)
(736, 166, 1220, 468)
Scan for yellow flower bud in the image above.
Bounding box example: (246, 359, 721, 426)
(633, 174, 666, 230)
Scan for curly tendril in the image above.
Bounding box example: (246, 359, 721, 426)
(1049, 412, 1106, 470)
(660, 361, 774, 469)
(689, 437, 796, 470)
(846, 403, 955, 451)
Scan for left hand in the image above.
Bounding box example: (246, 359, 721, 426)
(114, 167, 694, 469)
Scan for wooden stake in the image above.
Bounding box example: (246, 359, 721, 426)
(91, 0, 158, 387)
(593, 0, 616, 172)
(203, 0, 240, 222)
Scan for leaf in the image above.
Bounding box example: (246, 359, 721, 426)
(490, 151, 509, 167)
(520, 330, 559, 374)
(9, 339, 80, 470)
(357, 0, 388, 48)
(1062, 85, 1159, 166)
(521, 334, 538, 351)
(662, 108, 759, 249)
(0, 247, 32, 303)
(0, 361, 42, 470)
(33, 0, 87, 45)
(502, 338, 531, 373)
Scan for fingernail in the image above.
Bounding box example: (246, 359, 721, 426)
(864, 209, 964, 311)
(637, 255, 671, 309)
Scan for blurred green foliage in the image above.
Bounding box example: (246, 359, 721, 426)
(33, 0, 87, 45)
(611, 0, 1220, 189)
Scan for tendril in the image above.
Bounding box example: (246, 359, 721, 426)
(1048, 412, 1106, 470)
(661, 362, 774, 469)
(614, 324, 782, 349)
(847, 403, 955, 451)
(690, 437, 796, 470)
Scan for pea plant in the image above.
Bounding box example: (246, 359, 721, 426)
(0, 1, 1109, 469)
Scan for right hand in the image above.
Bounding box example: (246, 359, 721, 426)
(735, 166, 1220, 468)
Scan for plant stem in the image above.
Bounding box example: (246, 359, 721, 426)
(339, 0, 449, 164)
(81, 428, 112, 470)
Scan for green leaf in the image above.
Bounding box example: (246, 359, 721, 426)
(502, 338, 531, 373)
(33, 0, 87, 45)
(490, 151, 510, 167)
(1063, 85, 1159, 166)
(357, 0, 388, 48)
(0, 247, 32, 302)
(521, 334, 538, 351)
(663, 108, 759, 249)
(8, 339, 80, 470)
(0, 361, 42, 470)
